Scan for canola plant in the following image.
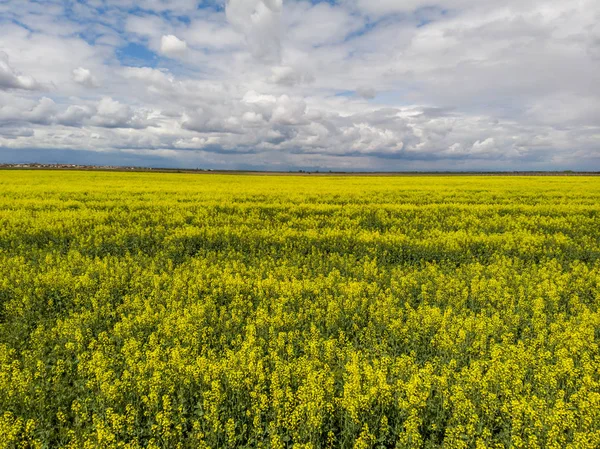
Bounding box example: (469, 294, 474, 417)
(0, 171, 599, 448)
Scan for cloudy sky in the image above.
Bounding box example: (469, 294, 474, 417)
(0, 0, 599, 171)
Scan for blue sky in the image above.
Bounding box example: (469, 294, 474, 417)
(0, 0, 599, 170)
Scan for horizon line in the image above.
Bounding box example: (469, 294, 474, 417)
(1, 163, 599, 176)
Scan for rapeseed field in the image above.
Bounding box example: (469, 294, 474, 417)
(1, 171, 599, 448)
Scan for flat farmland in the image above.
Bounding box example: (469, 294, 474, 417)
(1, 171, 600, 448)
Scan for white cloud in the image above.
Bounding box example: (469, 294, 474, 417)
(180, 18, 243, 50)
(0, 52, 40, 90)
(160, 35, 188, 56)
(226, 0, 282, 62)
(181, 107, 242, 134)
(91, 97, 149, 129)
(72, 67, 99, 88)
(58, 104, 95, 126)
(0, 96, 56, 124)
(285, 1, 363, 48)
(121, 67, 174, 86)
(242, 111, 265, 126)
(271, 95, 308, 125)
(269, 66, 314, 86)
(126, 15, 168, 39)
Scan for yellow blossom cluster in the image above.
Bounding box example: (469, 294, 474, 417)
(1, 171, 600, 448)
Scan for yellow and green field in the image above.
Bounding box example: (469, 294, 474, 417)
(1, 171, 600, 448)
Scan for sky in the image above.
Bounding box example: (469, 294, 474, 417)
(0, 0, 599, 171)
